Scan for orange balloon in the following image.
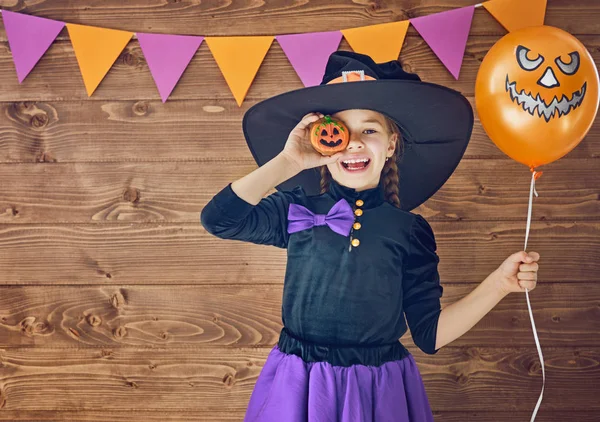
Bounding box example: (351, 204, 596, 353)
(475, 25, 599, 169)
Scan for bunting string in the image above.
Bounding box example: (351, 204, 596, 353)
(1, 0, 547, 104)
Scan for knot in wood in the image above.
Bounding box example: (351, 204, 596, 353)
(222, 373, 235, 387)
(133, 101, 149, 116)
(122, 51, 137, 66)
(110, 291, 126, 308)
(123, 187, 140, 204)
(113, 326, 127, 338)
(86, 314, 102, 327)
(30, 113, 48, 128)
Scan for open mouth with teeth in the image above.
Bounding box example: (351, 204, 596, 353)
(505, 75, 587, 122)
(341, 157, 371, 172)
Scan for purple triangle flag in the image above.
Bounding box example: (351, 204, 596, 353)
(410, 6, 475, 80)
(137, 33, 204, 102)
(1, 10, 65, 83)
(275, 31, 343, 87)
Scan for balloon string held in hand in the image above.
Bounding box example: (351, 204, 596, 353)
(524, 167, 545, 422)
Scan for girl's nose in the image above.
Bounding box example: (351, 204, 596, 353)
(347, 137, 364, 149)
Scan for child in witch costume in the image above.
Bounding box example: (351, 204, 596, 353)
(201, 51, 540, 421)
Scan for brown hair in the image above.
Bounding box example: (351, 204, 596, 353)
(319, 114, 403, 208)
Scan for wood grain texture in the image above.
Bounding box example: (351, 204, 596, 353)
(0, 160, 598, 224)
(0, 0, 598, 419)
(0, 284, 598, 348)
(0, 411, 598, 422)
(0, 220, 598, 284)
(0, 346, 597, 412)
(1, 99, 599, 162)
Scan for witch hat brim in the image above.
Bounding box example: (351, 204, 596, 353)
(242, 58, 474, 212)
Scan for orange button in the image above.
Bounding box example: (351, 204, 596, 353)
(353, 222, 361, 230)
(351, 238, 360, 247)
(354, 209, 363, 217)
(355, 199, 364, 206)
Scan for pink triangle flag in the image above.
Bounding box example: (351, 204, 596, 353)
(275, 31, 343, 87)
(137, 33, 204, 102)
(1, 10, 65, 83)
(410, 6, 475, 80)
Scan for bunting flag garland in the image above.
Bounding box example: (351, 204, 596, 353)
(410, 6, 475, 80)
(275, 31, 343, 87)
(340, 20, 410, 63)
(1, 0, 549, 105)
(137, 33, 204, 102)
(483, 0, 547, 32)
(1, 9, 65, 83)
(204, 36, 274, 107)
(66, 23, 134, 96)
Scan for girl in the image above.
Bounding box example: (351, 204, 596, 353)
(201, 51, 540, 421)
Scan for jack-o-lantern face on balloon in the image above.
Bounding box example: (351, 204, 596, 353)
(510, 44, 586, 122)
(476, 25, 599, 168)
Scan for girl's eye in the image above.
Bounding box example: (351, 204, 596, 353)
(363, 129, 377, 134)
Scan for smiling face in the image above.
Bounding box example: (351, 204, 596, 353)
(475, 25, 599, 168)
(326, 109, 398, 191)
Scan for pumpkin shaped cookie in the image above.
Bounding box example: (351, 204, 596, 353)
(309, 115, 350, 155)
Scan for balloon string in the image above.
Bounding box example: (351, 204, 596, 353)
(525, 167, 545, 422)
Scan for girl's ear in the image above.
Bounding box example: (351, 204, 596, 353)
(387, 134, 397, 155)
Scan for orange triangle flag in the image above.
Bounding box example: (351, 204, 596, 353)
(483, 0, 547, 32)
(341, 21, 410, 63)
(66, 23, 133, 96)
(205, 36, 274, 107)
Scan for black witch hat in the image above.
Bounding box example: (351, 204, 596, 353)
(242, 50, 474, 211)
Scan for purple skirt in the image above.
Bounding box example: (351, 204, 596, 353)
(243, 343, 434, 422)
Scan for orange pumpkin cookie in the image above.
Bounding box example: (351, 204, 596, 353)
(309, 115, 350, 155)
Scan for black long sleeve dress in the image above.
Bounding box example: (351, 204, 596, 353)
(200, 176, 444, 368)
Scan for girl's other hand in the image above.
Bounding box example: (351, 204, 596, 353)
(279, 112, 345, 172)
(493, 251, 540, 295)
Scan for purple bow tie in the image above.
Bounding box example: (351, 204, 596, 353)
(287, 199, 355, 237)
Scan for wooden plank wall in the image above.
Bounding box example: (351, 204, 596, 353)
(0, 0, 598, 420)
